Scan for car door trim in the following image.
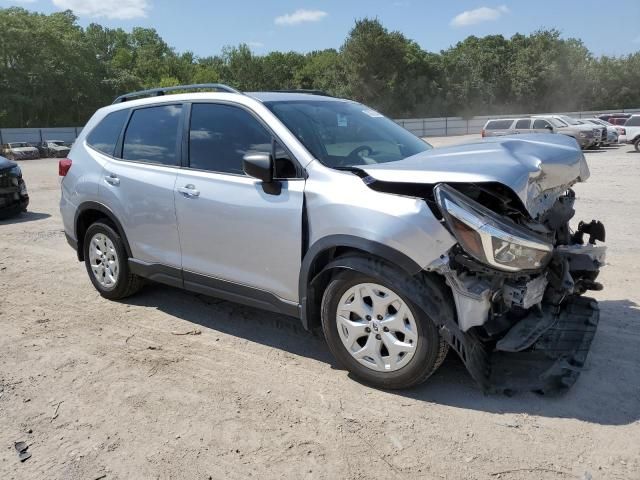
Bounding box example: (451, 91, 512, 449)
(128, 258, 301, 318)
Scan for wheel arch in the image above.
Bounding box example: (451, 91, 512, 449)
(299, 235, 423, 331)
(74, 201, 132, 261)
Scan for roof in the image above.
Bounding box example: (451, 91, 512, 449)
(247, 91, 347, 103)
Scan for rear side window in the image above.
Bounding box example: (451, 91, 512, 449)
(87, 109, 129, 156)
(485, 120, 513, 130)
(189, 103, 271, 175)
(626, 116, 640, 127)
(515, 119, 531, 129)
(122, 105, 182, 166)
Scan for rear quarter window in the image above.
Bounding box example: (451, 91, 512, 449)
(515, 119, 531, 129)
(87, 109, 129, 156)
(485, 120, 513, 130)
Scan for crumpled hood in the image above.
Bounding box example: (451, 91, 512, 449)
(359, 133, 590, 218)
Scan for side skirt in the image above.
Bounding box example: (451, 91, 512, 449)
(128, 258, 301, 319)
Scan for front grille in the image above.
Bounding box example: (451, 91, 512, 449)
(0, 171, 12, 188)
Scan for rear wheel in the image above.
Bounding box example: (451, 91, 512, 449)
(83, 221, 142, 299)
(321, 268, 448, 389)
(634, 137, 640, 152)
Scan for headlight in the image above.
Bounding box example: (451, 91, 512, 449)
(434, 184, 553, 272)
(579, 132, 587, 138)
(9, 165, 21, 177)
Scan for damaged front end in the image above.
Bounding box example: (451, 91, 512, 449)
(430, 183, 605, 395)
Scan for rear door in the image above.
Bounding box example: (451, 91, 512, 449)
(513, 118, 532, 134)
(174, 102, 304, 303)
(99, 103, 183, 269)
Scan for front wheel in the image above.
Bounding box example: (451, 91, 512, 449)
(321, 269, 448, 389)
(634, 137, 640, 152)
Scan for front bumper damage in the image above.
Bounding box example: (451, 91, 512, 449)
(431, 194, 606, 395)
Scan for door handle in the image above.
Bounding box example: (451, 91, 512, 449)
(104, 173, 120, 186)
(177, 184, 200, 197)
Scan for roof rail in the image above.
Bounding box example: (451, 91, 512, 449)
(271, 89, 333, 97)
(112, 83, 241, 104)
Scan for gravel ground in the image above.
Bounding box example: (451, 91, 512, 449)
(1, 136, 639, 480)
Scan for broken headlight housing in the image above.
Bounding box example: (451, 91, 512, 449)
(434, 184, 553, 272)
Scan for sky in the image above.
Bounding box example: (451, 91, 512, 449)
(4, 0, 640, 57)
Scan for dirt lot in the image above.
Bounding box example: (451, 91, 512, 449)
(1, 136, 639, 480)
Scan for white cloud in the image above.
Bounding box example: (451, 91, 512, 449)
(450, 5, 509, 28)
(51, 0, 150, 19)
(274, 9, 327, 26)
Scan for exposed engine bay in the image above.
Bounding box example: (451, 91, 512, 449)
(429, 183, 605, 394)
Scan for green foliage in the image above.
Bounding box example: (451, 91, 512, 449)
(0, 10, 638, 127)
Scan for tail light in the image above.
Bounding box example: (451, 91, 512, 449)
(481, 129, 486, 138)
(620, 128, 626, 135)
(58, 158, 72, 176)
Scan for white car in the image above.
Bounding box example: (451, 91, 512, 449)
(582, 119, 619, 145)
(623, 115, 640, 151)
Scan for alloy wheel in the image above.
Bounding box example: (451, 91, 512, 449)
(336, 282, 418, 372)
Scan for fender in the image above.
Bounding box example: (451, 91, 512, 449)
(298, 234, 422, 330)
(74, 201, 133, 260)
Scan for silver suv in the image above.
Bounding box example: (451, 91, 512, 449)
(483, 116, 598, 149)
(60, 84, 606, 393)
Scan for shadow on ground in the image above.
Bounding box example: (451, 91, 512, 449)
(0, 211, 50, 224)
(127, 285, 640, 426)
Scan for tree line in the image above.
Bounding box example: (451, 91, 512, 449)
(1, 7, 639, 127)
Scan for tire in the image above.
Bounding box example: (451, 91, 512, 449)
(634, 137, 640, 152)
(321, 266, 449, 389)
(83, 221, 143, 300)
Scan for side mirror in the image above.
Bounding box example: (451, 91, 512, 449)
(243, 152, 281, 195)
(545, 125, 553, 131)
(243, 153, 273, 183)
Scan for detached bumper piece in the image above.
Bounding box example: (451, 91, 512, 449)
(441, 295, 599, 396)
(491, 296, 599, 395)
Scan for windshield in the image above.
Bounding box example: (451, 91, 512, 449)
(549, 118, 567, 127)
(9, 143, 29, 148)
(560, 115, 581, 126)
(265, 100, 432, 168)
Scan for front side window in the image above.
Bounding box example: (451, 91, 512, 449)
(87, 109, 129, 156)
(122, 105, 181, 165)
(533, 119, 552, 129)
(515, 119, 531, 129)
(265, 100, 431, 169)
(189, 103, 273, 175)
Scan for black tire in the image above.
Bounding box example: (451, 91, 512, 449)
(83, 221, 143, 300)
(634, 137, 640, 152)
(321, 266, 449, 389)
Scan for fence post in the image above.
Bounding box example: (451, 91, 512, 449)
(445, 117, 448, 136)
(466, 119, 469, 135)
(0, 129, 3, 145)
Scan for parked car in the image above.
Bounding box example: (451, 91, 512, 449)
(597, 113, 630, 123)
(39, 140, 71, 158)
(1, 142, 40, 160)
(623, 114, 640, 151)
(556, 115, 606, 147)
(0, 155, 29, 219)
(529, 115, 597, 149)
(580, 119, 618, 146)
(60, 84, 606, 394)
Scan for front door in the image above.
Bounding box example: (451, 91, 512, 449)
(174, 102, 304, 303)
